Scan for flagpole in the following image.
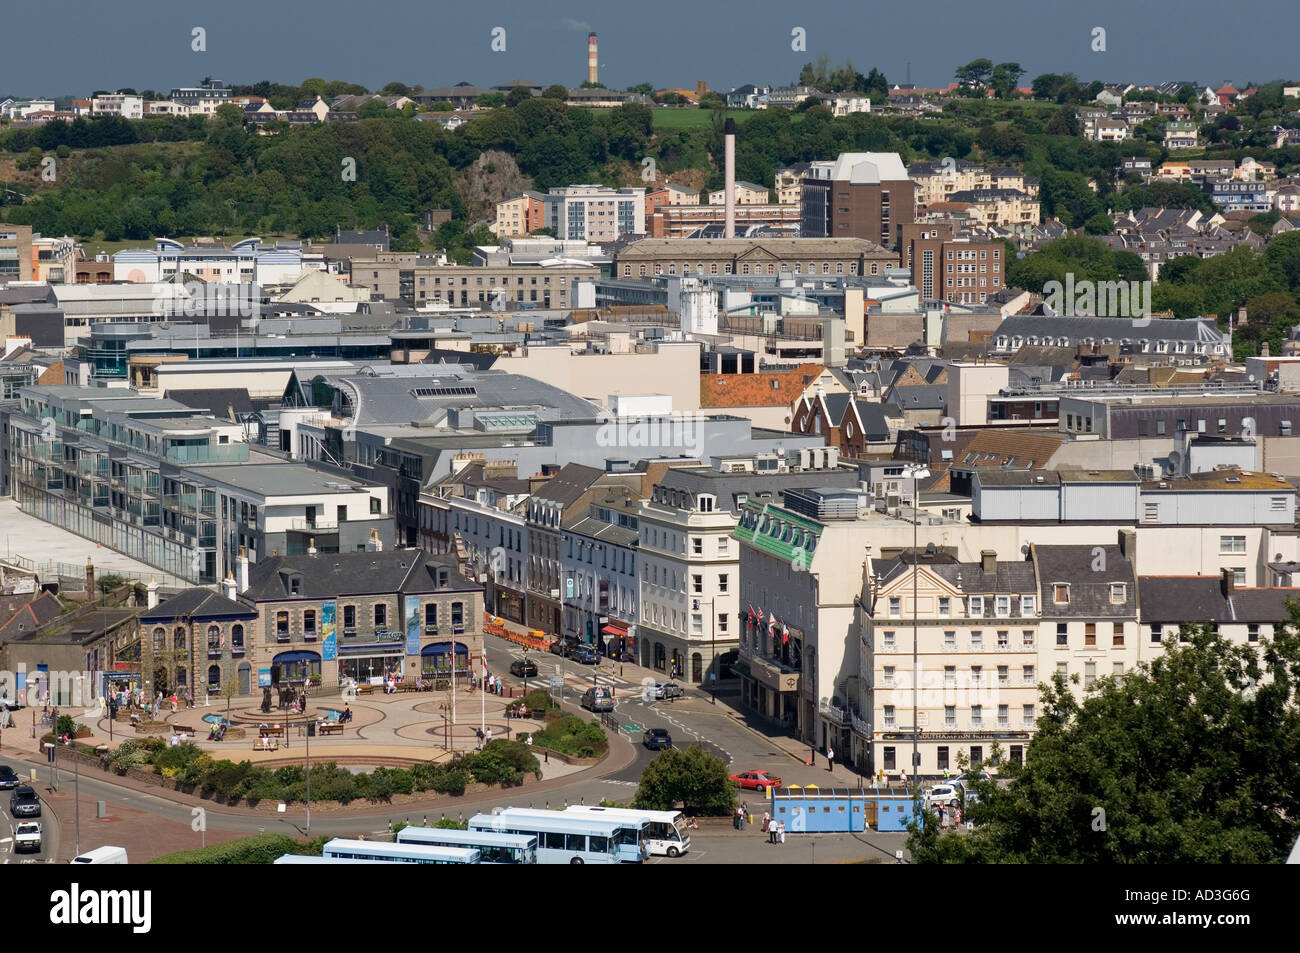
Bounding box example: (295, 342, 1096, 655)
(480, 650, 486, 737)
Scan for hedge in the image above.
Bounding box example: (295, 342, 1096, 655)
(529, 714, 608, 758)
(148, 833, 317, 865)
(128, 737, 539, 805)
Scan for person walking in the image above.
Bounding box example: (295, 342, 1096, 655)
(734, 806, 743, 831)
(485, 727, 492, 744)
(762, 810, 771, 835)
(777, 820, 786, 844)
(827, 745, 835, 772)
(475, 727, 484, 749)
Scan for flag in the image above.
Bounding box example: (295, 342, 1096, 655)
(767, 611, 776, 642)
(782, 623, 790, 645)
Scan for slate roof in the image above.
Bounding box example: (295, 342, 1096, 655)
(954, 429, 1066, 470)
(0, 592, 63, 639)
(997, 314, 1227, 344)
(139, 588, 256, 622)
(529, 463, 606, 508)
(885, 384, 947, 412)
(163, 388, 254, 418)
(875, 551, 1037, 594)
(1138, 577, 1300, 624)
(243, 550, 476, 602)
(1035, 544, 1137, 618)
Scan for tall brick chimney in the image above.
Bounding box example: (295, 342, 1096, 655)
(587, 33, 598, 86)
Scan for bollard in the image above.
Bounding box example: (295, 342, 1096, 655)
(96, 800, 107, 818)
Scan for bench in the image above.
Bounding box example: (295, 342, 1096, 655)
(356, 683, 374, 694)
(259, 725, 284, 737)
(317, 723, 344, 736)
(172, 725, 195, 735)
(253, 737, 279, 751)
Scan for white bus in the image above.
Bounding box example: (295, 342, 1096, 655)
(564, 806, 692, 857)
(321, 838, 480, 864)
(468, 810, 628, 864)
(273, 854, 391, 864)
(396, 826, 538, 864)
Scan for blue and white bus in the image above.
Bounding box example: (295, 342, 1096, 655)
(272, 854, 390, 864)
(564, 806, 691, 857)
(395, 826, 538, 864)
(321, 838, 480, 864)
(485, 807, 648, 863)
(468, 810, 627, 864)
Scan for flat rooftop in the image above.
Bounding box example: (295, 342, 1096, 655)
(186, 463, 376, 497)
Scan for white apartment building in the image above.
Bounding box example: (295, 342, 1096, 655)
(91, 94, 144, 120)
(545, 185, 646, 242)
(563, 497, 640, 649)
(637, 480, 740, 681)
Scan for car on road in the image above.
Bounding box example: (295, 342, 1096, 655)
(14, 821, 41, 853)
(569, 646, 600, 665)
(10, 785, 41, 817)
(949, 771, 992, 790)
(642, 728, 673, 750)
(0, 764, 19, 790)
(730, 770, 783, 792)
(653, 682, 684, 700)
(580, 687, 613, 712)
(509, 659, 538, 678)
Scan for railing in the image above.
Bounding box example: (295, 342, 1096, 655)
(287, 518, 339, 531)
(851, 713, 872, 737)
(164, 443, 250, 464)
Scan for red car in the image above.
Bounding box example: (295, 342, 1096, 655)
(730, 770, 783, 792)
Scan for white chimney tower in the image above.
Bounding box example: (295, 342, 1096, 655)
(367, 529, 383, 552)
(237, 546, 249, 593)
(146, 577, 159, 609)
(222, 572, 237, 601)
(724, 118, 736, 239)
(587, 33, 599, 86)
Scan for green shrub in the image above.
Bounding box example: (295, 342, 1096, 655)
(532, 714, 608, 758)
(521, 690, 556, 712)
(56, 714, 79, 737)
(410, 760, 446, 791)
(433, 768, 468, 796)
(433, 817, 468, 829)
(149, 833, 310, 864)
(153, 742, 203, 775)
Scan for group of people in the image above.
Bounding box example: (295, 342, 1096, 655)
(474, 726, 494, 748)
(167, 729, 190, 746)
(935, 801, 963, 828)
(206, 721, 227, 742)
(473, 673, 505, 695)
(762, 812, 787, 844)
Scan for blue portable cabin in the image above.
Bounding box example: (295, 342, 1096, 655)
(767, 785, 871, 833)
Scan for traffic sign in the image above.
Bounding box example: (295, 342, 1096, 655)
(548, 676, 563, 688)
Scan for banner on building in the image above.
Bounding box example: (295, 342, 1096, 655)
(405, 595, 422, 656)
(321, 601, 337, 661)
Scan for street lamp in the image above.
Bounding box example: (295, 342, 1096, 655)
(902, 463, 931, 792)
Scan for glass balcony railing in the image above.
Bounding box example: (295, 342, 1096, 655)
(164, 443, 250, 464)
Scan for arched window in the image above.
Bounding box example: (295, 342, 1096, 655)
(153, 627, 166, 652)
(207, 625, 221, 652)
(174, 627, 186, 651)
(231, 624, 245, 654)
(207, 664, 221, 690)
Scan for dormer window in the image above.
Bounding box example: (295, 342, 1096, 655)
(1109, 583, 1126, 603)
(1054, 584, 1070, 604)
(967, 595, 984, 617)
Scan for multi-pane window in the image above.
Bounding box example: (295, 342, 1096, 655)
(970, 630, 982, 650)
(303, 610, 316, 636)
(944, 630, 956, 650)
(997, 630, 1009, 649)
(938, 597, 950, 617)
(1023, 704, 1036, 727)
(276, 612, 289, 638)
(1085, 623, 1096, 647)
(888, 597, 901, 617)
(1022, 664, 1035, 685)
(343, 605, 356, 632)
(997, 704, 1009, 727)
(944, 706, 956, 729)
(971, 705, 983, 728)
(971, 665, 983, 687)
(374, 604, 387, 629)
(1056, 622, 1068, 646)
(1020, 594, 1036, 616)
(997, 665, 1009, 686)
(1056, 661, 1068, 680)
(1022, 629, 1035, 648)
(944, 665, 956, 688)
(1084, 661, 1097, 689)
(1220, 535, 1246, 553)
(883, 630, 895, 651)
(967, 595, 984, 616)
(1113, 626, 1125, 647)
(883, 666, 895, 687)
(883, 705, 895, 728)
(994, 595, 1011, 617)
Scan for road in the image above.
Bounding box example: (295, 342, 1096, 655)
(0, 635, 906, 862)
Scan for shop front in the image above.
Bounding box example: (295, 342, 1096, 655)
(421, 640, 470, 679)
(337, 642, 405, 684)
(493, 588, 525, 625)
(600, 621, 632, 659)
(271, 650, 322, 686)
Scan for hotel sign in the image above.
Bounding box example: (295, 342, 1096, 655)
(878, 731, 1031, 742)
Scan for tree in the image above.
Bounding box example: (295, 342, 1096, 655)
(1083, 211, 1114, 235)
(505, 87, 532, 108)
(542, 84, 568, 100)
(475, 92, 506, 108)
(908, 619, 1300, 863)
(633, 745, 735, 814)
(626, 83, 655, 97)
(954, 58, 994, 92)
(218, 673, 240, 722)
(990, 63, 1025, 100)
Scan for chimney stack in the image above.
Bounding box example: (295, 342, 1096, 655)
(237, 546, 249, 593)
(1221, 567, 1236, 598)
(223, 572, 237, 601)
(724, 118, 736, 239)
(308, 538, 318, 556)
(147, 577, 159, 609)
(86, 558, 95, 597)
(367, 528, 383, 553)
(587, 33, 598, 86)
(981, 550, 997, 575)
(1117, 529, 1136, 564)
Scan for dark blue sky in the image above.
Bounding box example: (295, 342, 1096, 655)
(3, 0, 1294, 98)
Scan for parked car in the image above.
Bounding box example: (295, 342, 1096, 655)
(923, 784, 961, 810)
(949, 771, 992, 790)
(10, 785, 41, 817)
(14, 821, 41, 853)
(548, 639, 565, 655)
(730, 770, 783, 792)
(653, 682, 684, 700)
(581, 687, 613, 712)
(642, 728, 673, 750)
(509, 659, 538, 678)
(570, 647, 600, 665)
(0, 764, 20, 790)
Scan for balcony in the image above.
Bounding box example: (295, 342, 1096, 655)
(850, 713, 872, 738)
(819, 701, 849, 725)
(287, 518, 339, 532)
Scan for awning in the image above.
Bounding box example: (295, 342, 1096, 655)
(731, 661, 752, 682)
(420, 641, 469, 657)
(273, 650, 320, 664)
(600, 622, 628, 637)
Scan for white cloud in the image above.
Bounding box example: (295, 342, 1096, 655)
(562, 18, 593, 32)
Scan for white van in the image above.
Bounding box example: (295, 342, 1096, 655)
(71, 845, 128, 864)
